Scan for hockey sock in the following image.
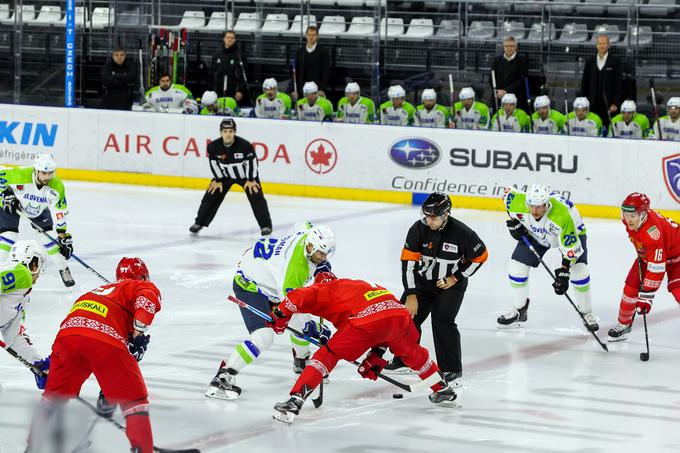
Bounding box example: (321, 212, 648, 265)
(290, 346, 338, 395)
(414, 358, 446, 392)
(618, 285, 638, 325)
(124, 413, 153, 453)
(570, 263, 592, 313)
(672, 287, 680, 303)
(0, 231, 18, 260)
(226, 328, 273, 372)
(508, 259, 530, 309)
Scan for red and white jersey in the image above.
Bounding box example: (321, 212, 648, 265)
(279, 279, 408, 330)
(624, 209, 680, 293)
(57, 280, 162, 350)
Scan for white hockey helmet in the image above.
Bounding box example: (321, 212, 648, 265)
(345, 82, 360, 94)
(182, 98, 199, 114)
(9, 240, 47, 276)
(388, 85, 406, 99)
(501, 93, 518, 105)
(526, 184, 550, 207)
(459, 87, 475, 100)
(621, 100, 637, 113)
(667, 97, 680, 109)
(573, 97, 590, 110)
(303, 81, 319, 95)
(421, 88, 437, 102)
(305, 225, 336, 259)
(33, 154, 56, 173)
(292, 220, 314, 234)
(201, 91, 218, 106)
(262, 78, 278, 91)
(534, 95, 551, 109)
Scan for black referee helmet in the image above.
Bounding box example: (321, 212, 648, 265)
(220, 117, 236, 131)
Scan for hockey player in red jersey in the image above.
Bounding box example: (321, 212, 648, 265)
(34, 257, 161, 453)
(267, 272, 457, 423)
(608, 193, 680, 341)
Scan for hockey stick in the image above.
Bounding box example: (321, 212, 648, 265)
(563, 84, 570, 135)
(226, 295, 415, 392)
(0, 339, 200, 453)
(448, 74, 455, 128)
(650, 79, 663, 140)
(491, 70, 502, 131)
(637, 259, 650, 361)
(71, 417, 98, 453)
(524, 77, 535, 133)
(311, 317, 325, 408)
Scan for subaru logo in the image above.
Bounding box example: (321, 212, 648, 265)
(389, 138, 441, 168)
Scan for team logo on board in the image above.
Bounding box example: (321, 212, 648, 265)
(662, 153, 680, 204)
(389, 138, 441, 169)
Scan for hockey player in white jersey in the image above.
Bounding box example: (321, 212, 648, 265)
(453, 87, 490, 130)
(255, 78, 292, 120)
(143, 73, 195, 113)
(297, 82, 333, 122)
(380, 85, 416, 126)
(531, 95, 566, 135)
(205, 223, 336, 400)
(651, 96, 680, 141)
(609, 100, 651, 139)
(566, 97, 603, 137)
(414, 89, 449, 128)
(335, 82, 376, 124)
(490, 93, 531, 132)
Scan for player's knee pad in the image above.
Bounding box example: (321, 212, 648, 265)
(121, 398, 150, 418)
(508, 259, 530, 286)
(248, 328, 274, 355)
(623, 284, 638, 299)
(570, 263, 591, 290)
(672, 287, 680, 303)
(308, 344, 340, 377)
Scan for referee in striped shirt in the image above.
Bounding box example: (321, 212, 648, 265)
(190, 118, 273, 235)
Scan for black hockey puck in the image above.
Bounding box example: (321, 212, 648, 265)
(392, 393, 403, 399)
(640, 352, 649, 362)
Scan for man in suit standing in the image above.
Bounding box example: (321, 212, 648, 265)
(294, 26, 331, 100)
(580, 35, 623, 129)
(490, 36, 529, 112)
(212, 31, 247, 104)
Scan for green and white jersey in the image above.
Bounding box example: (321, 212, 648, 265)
(297, 97, 334, 122)
(453, 101, 490, 130)
(144, 84, 193, 112)
(651, 115, 680, 141)
(609, 113, 650, 139)
(531, 110, 566, 135)
(490, 108, 531, 133)
(0, 261, 39, 362)
(200, 97, 240, 116)
(255, 92, 292, 119)
(414, 104, 449, 128)
(504, 188, 586, 264)
(336, 96, 376, 124)
(380, 101, 416, 126)
(0, 167, 68, 232)
(567, 111, 603, 137)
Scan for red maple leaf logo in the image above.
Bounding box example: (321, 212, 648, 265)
(310, 144, 333, 166)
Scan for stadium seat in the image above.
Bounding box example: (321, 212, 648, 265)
(319, 15, 345, 35)
(365, 0, 387, 6)
(1, 4, 36, 24)
(346, 16, 375, 35)
(262, 13, 289, 33)
(499, 21, 526, 41)
(176, 11, 205, 30)
(405, 18, 434, 38)
(591, 24, 620, 43)
(558, 22, 588, 43)
(56, 6, 88, 27)
(205, 12, 234, 31)
(285, 15, 317, 35)
(623, 25, 653, 47)
(261, 0, 280, 4)
(526, 22, 556, 42)
(550, 0, 581, 14)
(641, 0, 677, 16)
(608, 0, 636, 15)
(515, 0, 545, 13)
(234, 13, 262, 32)
(437, 19, 461, 38)
(33, 5, 61, 26)
(310, 0, 337, 5)
(379, 17, 405, 38)
(467, 21, 495, 41)
(577, 0, 611, 15)
(344, 0, 366, 6)
(0, 4, 8, 23)
(91, 7, 113, 29)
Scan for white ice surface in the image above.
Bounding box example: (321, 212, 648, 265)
(1, 181, 679, 453)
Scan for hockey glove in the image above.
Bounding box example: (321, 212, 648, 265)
(2, 189, 18, 215)
(506, 219, 528, 241)
(636, 291, 655, 315)
(357, 349, 388, 381)
(56, 233, 73, 260)
(302, 320, 331, 345)
(552, 267, 570, 295)
(96, 390, 116, 419)
(266, 307, 291, 334)
(128, 333, 150, 362)
(32, 356, 50, 389)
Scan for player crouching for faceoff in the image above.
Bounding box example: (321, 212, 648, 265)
(30, 258, 161, 453)
(499, 184, 599, 331)
(608, 193, 680, 341)
(268, 273, 457, 423)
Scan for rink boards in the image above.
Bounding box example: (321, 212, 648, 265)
(1, 103, 679, 219)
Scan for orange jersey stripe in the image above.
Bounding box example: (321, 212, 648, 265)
(400, 248, 421, 261)
(470, 249, 489, 263)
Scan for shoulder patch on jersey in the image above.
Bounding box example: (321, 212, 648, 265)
(364, 289, 391, 301)
(442, 242, 459, 253)
(647, 225, 660, 241)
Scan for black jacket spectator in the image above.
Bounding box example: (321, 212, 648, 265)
(211, 32, 246, 101)
(491, 52, 529, 112)
(101, 51, 136, 110)
(580, 53, 623, 127)
(294, 26, 331, 95)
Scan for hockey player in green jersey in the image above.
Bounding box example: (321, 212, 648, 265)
(255, 78, 292, 120)
(566, 97, 604, 137)
(651, 96, 680, 141)
(297, 82, 333, 122)
(0, 154, 75, 287)
(205, 223, 336, 400)
(453, 87, 490, 130)
(414, 89, 449, 128)
(609, 100, 650, 139)
(531, 95, 566, 135)
(335, 82, 376, 124)
(491, 93, 531, 133)
(199, 90, 240, 116)
(499, 185, 598, 331)
(380, 85, 416, 126)
(0, 240, 50, 388)
(143, 72, 195, 113)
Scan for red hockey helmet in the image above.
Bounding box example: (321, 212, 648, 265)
(314, 272, 337, 285)
(621, 193, 650, 214)
(116, 257, 150, 281)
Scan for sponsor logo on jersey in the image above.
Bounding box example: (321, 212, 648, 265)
(70, 300, 108, 317)
(647, 225, 661, 241)
(305, 139, 338, 175)
(233, 153, 243, 159)
(364, 289, 391, 301)
(662, 153, 680, 204)
(442, 242, 458, 253)
(389, 138, 441, 169)
(16, 185, 24, 190)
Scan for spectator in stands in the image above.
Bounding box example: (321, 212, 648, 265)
(101, 47, 137, 110)
(380, 85, 415, 126)
(566, 97, 603, 137)
(335, 82, 376, 124)
(212, 31, 246, 103)
(144, 72, 196, 113)
(294, 26, 330, 100)
(491, 93, 530, 133)
(414, 89, 449, 128)
(453, 87, 490, 130)
(297, 82, 333, 122)
(580, 35, 623, 129)
(531, 95, 566, 135)
(490, 36, 529, 112)
(651, 97, 680, 141)
(609, 100, 650, 139)
(255, 78, 292, 120)
(200, 90, 240, 116)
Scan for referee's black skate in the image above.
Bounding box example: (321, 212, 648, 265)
(497, 299, 530, 328)
(189, 223, 203, 234)
(261, 227, 272, 236)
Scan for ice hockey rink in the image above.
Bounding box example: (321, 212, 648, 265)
(1, 181, 679, 453)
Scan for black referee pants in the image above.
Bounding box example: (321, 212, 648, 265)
(194, 179, 272, 229)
